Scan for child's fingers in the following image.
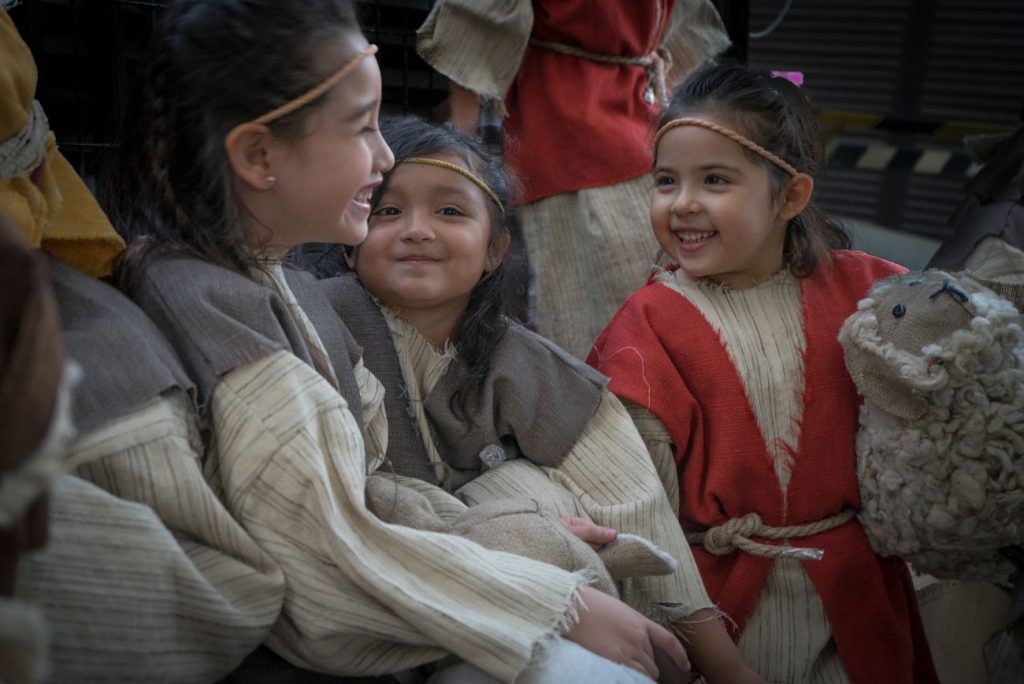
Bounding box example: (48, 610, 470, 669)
(653, 644, 694, 683)
(559, 516, 617, 549)
(647, 621, 691, 678)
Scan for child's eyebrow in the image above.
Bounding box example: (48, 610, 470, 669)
(431, 184, 480, 203)
(698, 162, 742, 174)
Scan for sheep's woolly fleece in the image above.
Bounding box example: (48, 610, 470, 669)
(840, 270, 1024, 583)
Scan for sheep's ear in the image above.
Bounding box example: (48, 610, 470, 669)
(845, 347, 930, 421)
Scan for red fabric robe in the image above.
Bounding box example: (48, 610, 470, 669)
(504, 0, 673, 204)
(588, 251, 938, 684)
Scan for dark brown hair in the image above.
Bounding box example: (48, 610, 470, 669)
(359, 115, 519, 422)
(106, 0, 362, 287)
(657, 61, 850, 277)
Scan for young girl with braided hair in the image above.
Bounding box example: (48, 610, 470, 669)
(108, 1, 697, 680)
(589, 62, 940, 683)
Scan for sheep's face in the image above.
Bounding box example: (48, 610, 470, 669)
(872, 275, 973, 355)
(841, 271, 982, 420)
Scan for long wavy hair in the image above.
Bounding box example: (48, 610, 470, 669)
(104, 0, 362, 289)
(657, 61, 850, 277)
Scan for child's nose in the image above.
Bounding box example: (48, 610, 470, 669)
(400, 211, 436, 241)
(672, 186, 701, 215)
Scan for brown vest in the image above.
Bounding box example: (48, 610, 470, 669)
(320, 272, 608, 490)
(127, 254, 363, 428)
(49, 256, 193, 434)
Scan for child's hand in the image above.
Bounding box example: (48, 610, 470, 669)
(566, 586, 691, 681)
(559, 516, 617, 549)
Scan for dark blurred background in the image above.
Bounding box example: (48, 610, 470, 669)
(9, 0, 1024, 266)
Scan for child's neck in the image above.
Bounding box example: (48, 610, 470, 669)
(394, 304, 464, 350)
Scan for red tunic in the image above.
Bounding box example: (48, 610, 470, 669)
(588, 251, 938, 684)
(504, 0, 672, 204)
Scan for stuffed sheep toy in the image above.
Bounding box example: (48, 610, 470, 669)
(839, 270, 1024, 583)
(364, 473, 677, 600)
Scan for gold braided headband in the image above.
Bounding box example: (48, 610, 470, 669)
(653, 117, 800, 177)
(400, 157, 506, 216)
(253, 44, 378, 125)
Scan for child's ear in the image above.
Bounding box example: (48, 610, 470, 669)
(777, 172, 814, 221)
(485, 230, 511, 272)
(224, 122, 276, 191)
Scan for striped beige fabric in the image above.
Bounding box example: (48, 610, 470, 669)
(380, 308, 456, 485)
(624, 404, 680, 518)
(657, 270, 805, 499)
(459, 458, 587, 520)
(15, 393, 285, 683)
(209, 349, 589, 680)
(378, 472, 471, 523)
(415, 0, 533, 107)
(544, 392, 715, 621)
(635, 271, 850, 683)
(264, 262, 391, 470)
(660, 0, 734, 87)
(354, 357, 389, 473)
(519, 175, 662, 359)
(963, 235, 1024, 283)
(381, 312, 714, 622)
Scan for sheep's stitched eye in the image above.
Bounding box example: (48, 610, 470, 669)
(892, 304, 906, 318)
(908, 280, 922, 287)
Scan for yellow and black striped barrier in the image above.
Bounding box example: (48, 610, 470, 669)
(818, 109, 1017, 178)
(824, 139, 979, 178)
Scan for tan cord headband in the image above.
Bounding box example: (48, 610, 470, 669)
(653, 117, 800, 177)
(400, 157, 506, 216)
(253, 44, 378, 125)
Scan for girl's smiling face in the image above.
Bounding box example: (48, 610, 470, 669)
(651, 116, 791, 289)
(355, 154, 504, 340)
(256, 37, 394, 252)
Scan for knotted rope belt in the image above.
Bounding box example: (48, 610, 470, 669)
(685, 509, 857, 561)
(528, 37, 672, 106)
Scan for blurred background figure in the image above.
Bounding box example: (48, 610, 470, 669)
(418, 0, 731, 358)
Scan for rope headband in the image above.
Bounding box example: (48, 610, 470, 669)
(653, 117, 800, 177)
(399, 157, 506, 216)
(252, 44, 378, 126)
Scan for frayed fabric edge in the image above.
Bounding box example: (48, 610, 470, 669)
(526, 569, 596, 671)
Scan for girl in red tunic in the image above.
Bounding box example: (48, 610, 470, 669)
(588, 62, 939, 683)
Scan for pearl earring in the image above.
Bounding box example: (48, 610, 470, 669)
(264, 175, 276, 188)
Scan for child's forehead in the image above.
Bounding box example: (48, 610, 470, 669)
(385, 156, 488, 198)
(655, 122, 757, 167)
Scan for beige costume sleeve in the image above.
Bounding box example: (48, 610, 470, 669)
(16, 393, 285, 683)
(623, 400, 681, 518)
(661, 0, 732, 87)
(963, 235, 1024, 283)
(209, 349, 589, 680)
(416, 0, 533, 102)
(544, 391, 713, 621)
